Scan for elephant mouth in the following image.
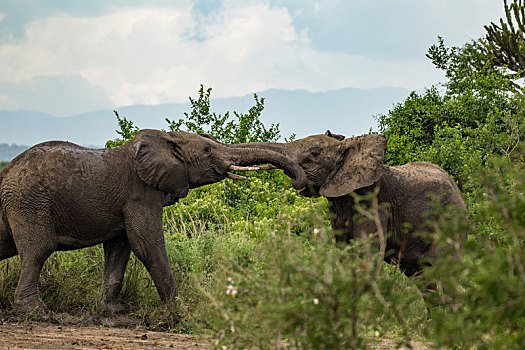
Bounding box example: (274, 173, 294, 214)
(226, 164, 278, 180)
(227, 164, 315, 193)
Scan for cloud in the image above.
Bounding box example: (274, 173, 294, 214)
(0, 3, 444, 113)
(270, 0, 504, 60)
(0, 75, 113, 116)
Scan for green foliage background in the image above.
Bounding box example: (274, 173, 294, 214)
(1, 2, 525, 348)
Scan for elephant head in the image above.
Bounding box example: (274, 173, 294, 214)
(131, 129, 310, 198)
(226, 130, 386, 198)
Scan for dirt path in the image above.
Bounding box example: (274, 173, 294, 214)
(0, 324, 211, 350)
(0, 323, 433, 349)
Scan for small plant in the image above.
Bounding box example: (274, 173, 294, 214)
(105, 110, 139, 148)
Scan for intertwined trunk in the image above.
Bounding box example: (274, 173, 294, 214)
(224, 143, 306, 190)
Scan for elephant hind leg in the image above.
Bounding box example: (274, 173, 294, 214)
(0, 219, 17, 260)
(8, 215, 56, 313)
(399, 260, 446, 311)
(0, 237, 17, 261)
(14, 252, 52, 313)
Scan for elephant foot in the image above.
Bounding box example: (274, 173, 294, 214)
(14, 298, 49, 316)
(101, 299, 126, 314)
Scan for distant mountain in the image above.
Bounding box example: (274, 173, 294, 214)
(0, 143, 29, 161)
(0, 87, 409, 151)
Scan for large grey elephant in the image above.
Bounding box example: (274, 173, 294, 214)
(0, 129, 308, 313)
(226, 131, 466, 278)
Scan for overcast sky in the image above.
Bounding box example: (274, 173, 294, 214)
(0, 0, 505, 116)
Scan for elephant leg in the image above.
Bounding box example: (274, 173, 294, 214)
(100, 236, 131, 313)
(7, 210, 56, 313)
(0, 218, 18, 260)
(0, 237, 17, 261)
(12, 227, 55, 313)
(123, 205, 176, 303)
(14, 254, 51, 312)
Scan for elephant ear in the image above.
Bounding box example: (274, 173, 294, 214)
(324, 130, 346, 141)
(133, 130, 189, 199)
(319, 134, 386, 197)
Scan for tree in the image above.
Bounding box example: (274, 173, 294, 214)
(378, 36, 525, 197)
(104, 110, 139, 148)
(484, 0, 525, 81)
(106, 85, 284, 148)
(165, 85, 283, 144)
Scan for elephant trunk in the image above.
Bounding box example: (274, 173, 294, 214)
(225, 145, 308, 190)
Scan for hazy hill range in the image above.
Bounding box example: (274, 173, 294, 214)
(0, 143, 29, 162)
(0, 87, 409, 160)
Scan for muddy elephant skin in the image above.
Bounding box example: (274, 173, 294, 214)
(0, 129, 308, 313)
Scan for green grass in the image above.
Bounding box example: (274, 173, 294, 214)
(0, 161, 8, 172)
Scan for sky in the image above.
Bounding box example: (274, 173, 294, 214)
(0, 0, 505, 117)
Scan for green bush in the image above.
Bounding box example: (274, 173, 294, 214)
(425, 149, 525, 349)
(375, 26, 525, 348)
(165, 85, 283, 144)
(189, 197, 426, 350)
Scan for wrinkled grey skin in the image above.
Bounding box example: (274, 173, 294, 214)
(0, 129, 308, 313)
(228, 131, 467, 277)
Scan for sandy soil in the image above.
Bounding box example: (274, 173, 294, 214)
(0, 321, 433, 350)
(0, 324, 210, 350)
(0, 312, 432, 350)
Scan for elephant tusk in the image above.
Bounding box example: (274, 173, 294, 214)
(228, 164, 279, 171)
(227, 172, 247, 180)
(258, 164, 279, 170)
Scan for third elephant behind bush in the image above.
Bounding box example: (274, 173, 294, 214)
(227, 131, 467, 278)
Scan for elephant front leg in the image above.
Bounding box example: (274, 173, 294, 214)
(100, 236, 131, 313)
(123, 205, 176, 304)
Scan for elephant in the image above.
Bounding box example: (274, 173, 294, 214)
(0, 129, 309, 313)
(225, 130, 467, 278)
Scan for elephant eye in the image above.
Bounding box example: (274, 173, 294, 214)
(203, 144, 212, 154)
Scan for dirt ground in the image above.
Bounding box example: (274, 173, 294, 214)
(0, 323, 210, 349)
(0, 318, 433, 350)
(0, 310, 432, 350)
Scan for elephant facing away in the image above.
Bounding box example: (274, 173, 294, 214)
(0, 129, 309, 313)
(227, 131, 467, 278)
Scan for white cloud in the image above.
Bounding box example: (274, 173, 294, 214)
(0, 3, 443, 110)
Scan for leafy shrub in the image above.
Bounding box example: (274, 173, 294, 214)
(104, 110, 139, 148)
(165, 85, 283, 144)
(425, 148, 525, 349)
(190, 195, 426, 350)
